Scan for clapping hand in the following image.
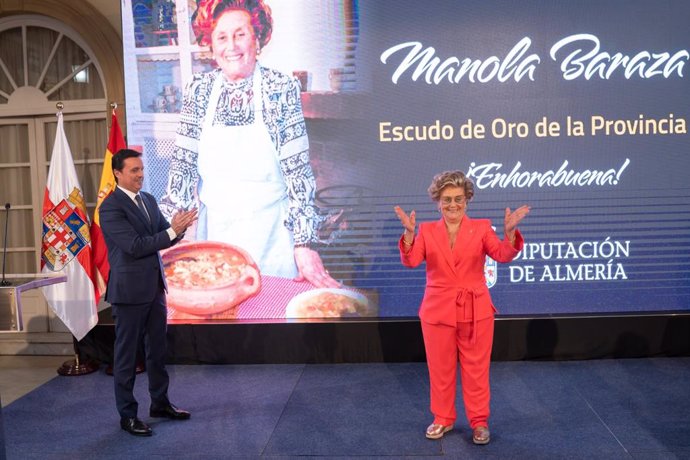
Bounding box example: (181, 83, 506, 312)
(171, 208, 198, 235)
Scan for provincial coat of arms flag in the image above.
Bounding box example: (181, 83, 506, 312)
(42, 196, 90, 271)
(40, 112, 99, 341)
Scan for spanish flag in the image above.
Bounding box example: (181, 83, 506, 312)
(90, 109, 126, 297)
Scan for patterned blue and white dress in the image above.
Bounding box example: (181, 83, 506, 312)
(161, 66, 323, 275)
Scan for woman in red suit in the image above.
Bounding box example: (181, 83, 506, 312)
(395, 170, 529, 444)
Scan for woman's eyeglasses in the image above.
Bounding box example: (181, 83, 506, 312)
(440, 196, 466, 205)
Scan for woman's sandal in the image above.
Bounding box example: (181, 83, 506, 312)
(472, 425, 491, 445)
(426, 423, 453, 439)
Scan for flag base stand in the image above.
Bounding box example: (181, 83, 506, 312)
(57, 355, 99, 376)
(57, 336, 98, 376)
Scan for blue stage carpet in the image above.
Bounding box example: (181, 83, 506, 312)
(2, 358, 689, 459)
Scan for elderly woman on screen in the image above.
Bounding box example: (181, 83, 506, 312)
(160, 0, 338, 288)
(394, 170, 529, 444)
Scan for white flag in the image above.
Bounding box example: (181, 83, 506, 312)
(40, 112, 98, 341)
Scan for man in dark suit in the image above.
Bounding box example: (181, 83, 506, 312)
(100, 149, 197, 437)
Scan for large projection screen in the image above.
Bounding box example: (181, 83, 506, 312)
(121, 0, 690, 322)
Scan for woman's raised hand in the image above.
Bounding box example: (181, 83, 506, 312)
(394, 206, 416, 235)
(504, 205, 530, 239)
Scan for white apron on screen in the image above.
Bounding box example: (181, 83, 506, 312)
(196, 68, 297, 278)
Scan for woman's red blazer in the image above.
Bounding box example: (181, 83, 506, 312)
(399, 216, 524, 327)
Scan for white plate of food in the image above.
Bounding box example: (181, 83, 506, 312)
(285, 288, 369, 318)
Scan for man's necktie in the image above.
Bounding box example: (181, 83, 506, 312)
(134, 194, 150, 222)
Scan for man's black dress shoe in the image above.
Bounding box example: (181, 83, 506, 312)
(149, 403, 191, 420)
(120, 417, 152, 436)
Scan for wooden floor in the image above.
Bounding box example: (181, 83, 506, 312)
(0, 355, 67, 407)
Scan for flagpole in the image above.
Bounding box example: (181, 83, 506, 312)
(45, 102, 100, 376)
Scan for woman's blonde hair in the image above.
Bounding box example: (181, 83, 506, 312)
(427, 170, 475, 202)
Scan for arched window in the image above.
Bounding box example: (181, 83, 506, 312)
(0, 15, 107, 115)
(0, 15, 109, 334)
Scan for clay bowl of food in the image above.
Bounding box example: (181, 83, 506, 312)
(161, 241, 261, 316)
(285, 288, 369, 319)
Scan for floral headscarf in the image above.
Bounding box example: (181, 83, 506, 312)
(192, 0, 273, 48)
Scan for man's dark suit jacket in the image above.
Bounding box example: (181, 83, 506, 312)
(100, 187, 179, 304)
